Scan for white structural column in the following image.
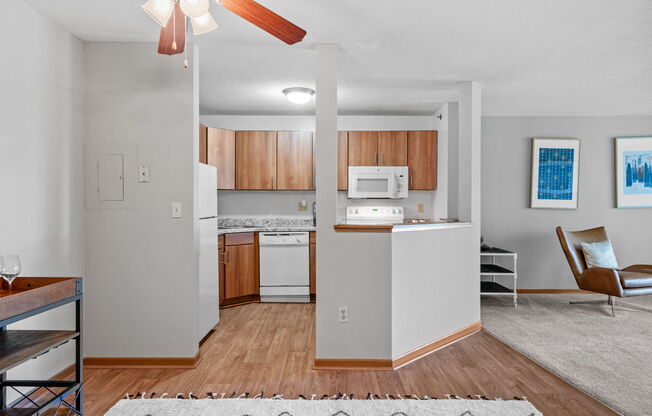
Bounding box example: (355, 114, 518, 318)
(314, 43, 339, 357)
(458, 82, 482, 224)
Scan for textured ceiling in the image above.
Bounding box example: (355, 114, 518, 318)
(22, 0, 652, 115)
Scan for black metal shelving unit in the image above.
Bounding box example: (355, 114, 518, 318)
(0, 278, 83, 415)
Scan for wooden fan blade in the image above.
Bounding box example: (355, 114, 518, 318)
(158, 3, 186, 55)
(220, 0, 307, 45)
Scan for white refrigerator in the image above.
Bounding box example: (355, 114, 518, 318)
(198, 163, 219, 342)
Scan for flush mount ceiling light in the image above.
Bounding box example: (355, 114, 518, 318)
(283, 87, 315, 105)
(142, 0, 307, 61)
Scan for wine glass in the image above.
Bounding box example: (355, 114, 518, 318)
(1, 255, 21, 292)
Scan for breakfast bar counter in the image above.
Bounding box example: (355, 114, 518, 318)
(333, 221, 471, 233)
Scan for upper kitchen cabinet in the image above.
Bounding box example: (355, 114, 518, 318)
(378, 131, 408, 166)
(199, 124, 208, 164)
(407, 131, 438, 190)
(348, 131, 378, 166)
(207, 127, 236, 190)
(337, 131, 348, 190)
(277, 131, 313, 190)
(236, 131, 277, 190)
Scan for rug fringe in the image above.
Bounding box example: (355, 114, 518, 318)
(123, 392, 529, 401)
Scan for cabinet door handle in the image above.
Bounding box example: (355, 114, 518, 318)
(380, 152, 384, 164)
(373, 152, 377, 165)
(271, 176, 276, 189)
(410, 174, 413, 188)
(226, 251, 231, 263)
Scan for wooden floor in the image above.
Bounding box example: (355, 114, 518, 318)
(77, 303, 617, 415)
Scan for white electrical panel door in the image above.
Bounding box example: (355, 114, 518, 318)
(98, 154, 124, 201)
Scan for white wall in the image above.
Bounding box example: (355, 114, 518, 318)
(0, 0, 84, 401)
(391, 225, 477, 357)
(84, 43, 199, 358)
(482, 116, 652, 289)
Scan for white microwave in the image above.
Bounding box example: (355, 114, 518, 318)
(348, 166, 409, 199)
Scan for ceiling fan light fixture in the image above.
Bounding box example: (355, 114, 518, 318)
(180, 0, 210, 18)
(141, 0, 174, 26)
(190, 12, 218, 35)
(283, 87, 315, 105)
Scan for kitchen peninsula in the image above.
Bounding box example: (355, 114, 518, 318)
(314, 220, 479, 370)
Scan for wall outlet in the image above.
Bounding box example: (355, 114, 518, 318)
(171, 202, 182, 218)
(138, 165, 150, 183)
(298, 199, 308, 211)
(417, 203, 425, 213)
(338, 306, 349, 323)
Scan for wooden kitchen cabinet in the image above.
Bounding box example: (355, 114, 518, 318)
(337, 132, 348, 190)
(348, 131, 379, 166)
(224, 233, 258, 300)
(277, 131, 313, 190)
(218, 235, 225, 305)
(407, 131, 438, 190)
(309, 232, 316, 296)
(199, 124, 208, 164)
(378, 131, 408, 166)
(207, 127, 236, 190)
(236, 131, 277, 190)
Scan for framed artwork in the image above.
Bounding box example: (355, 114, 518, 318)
(530, 138, 580, 209)
(615, 136, 652, 208)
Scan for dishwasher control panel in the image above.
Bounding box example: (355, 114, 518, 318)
(259, 232, 309, 245)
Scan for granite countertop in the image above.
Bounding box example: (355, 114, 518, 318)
(218, 226, 316, 235)
(217, 215, 315, 235)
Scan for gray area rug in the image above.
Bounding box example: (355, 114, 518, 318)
(104, 398, 542, 416)
(482, 294, 652, 416)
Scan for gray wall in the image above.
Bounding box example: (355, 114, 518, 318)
(0, 0, 84, 400)
(84, 43, 199, 358)
(482, 116, 652, 289)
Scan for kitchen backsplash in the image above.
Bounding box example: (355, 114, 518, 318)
(218, 215, 314, 228)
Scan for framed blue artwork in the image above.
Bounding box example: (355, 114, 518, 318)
(530, 138, 580, 209)
(615, 136, 652, 208)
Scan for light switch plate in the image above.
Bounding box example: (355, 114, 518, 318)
(417, 203, 425, 213)
(298, 199, 308, 211)
(171, 202, 182, 218)
(138, 165, 150, 183)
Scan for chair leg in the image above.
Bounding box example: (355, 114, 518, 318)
(569, 295, 610, 305)
(614, 300, 652, 314)
(569, 295, 652, 316)
(569, 295, 614, 316)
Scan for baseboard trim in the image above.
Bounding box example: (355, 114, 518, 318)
(516, 289, 590, 294)
(84, 352, 201, 369)
(313, 359, 394, 371)
(314, 321, 482, 371)
(392, 321, 482, 370)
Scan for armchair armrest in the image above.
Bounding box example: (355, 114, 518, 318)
(578, 267, 624, 297)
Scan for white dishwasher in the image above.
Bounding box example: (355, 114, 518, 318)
(259, 232, 310, 303)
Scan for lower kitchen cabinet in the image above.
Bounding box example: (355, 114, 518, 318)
(218, 235, 225, 305)
(222, 233, 258, 305)
(309, 232, 316, 296)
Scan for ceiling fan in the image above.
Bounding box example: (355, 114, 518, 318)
(142, 0, 307, 58)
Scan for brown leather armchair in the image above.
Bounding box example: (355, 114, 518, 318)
(556, 226, 652, 316)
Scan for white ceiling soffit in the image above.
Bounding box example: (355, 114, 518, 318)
(22, 0, 652, 116)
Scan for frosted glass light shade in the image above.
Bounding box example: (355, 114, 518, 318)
(180, 0, 210, 18)
(190, 12, 218, 35)
(283, 87, 315, 105)
(141, 0, 174, 26)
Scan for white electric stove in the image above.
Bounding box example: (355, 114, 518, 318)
(346, 206, 404, 225)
